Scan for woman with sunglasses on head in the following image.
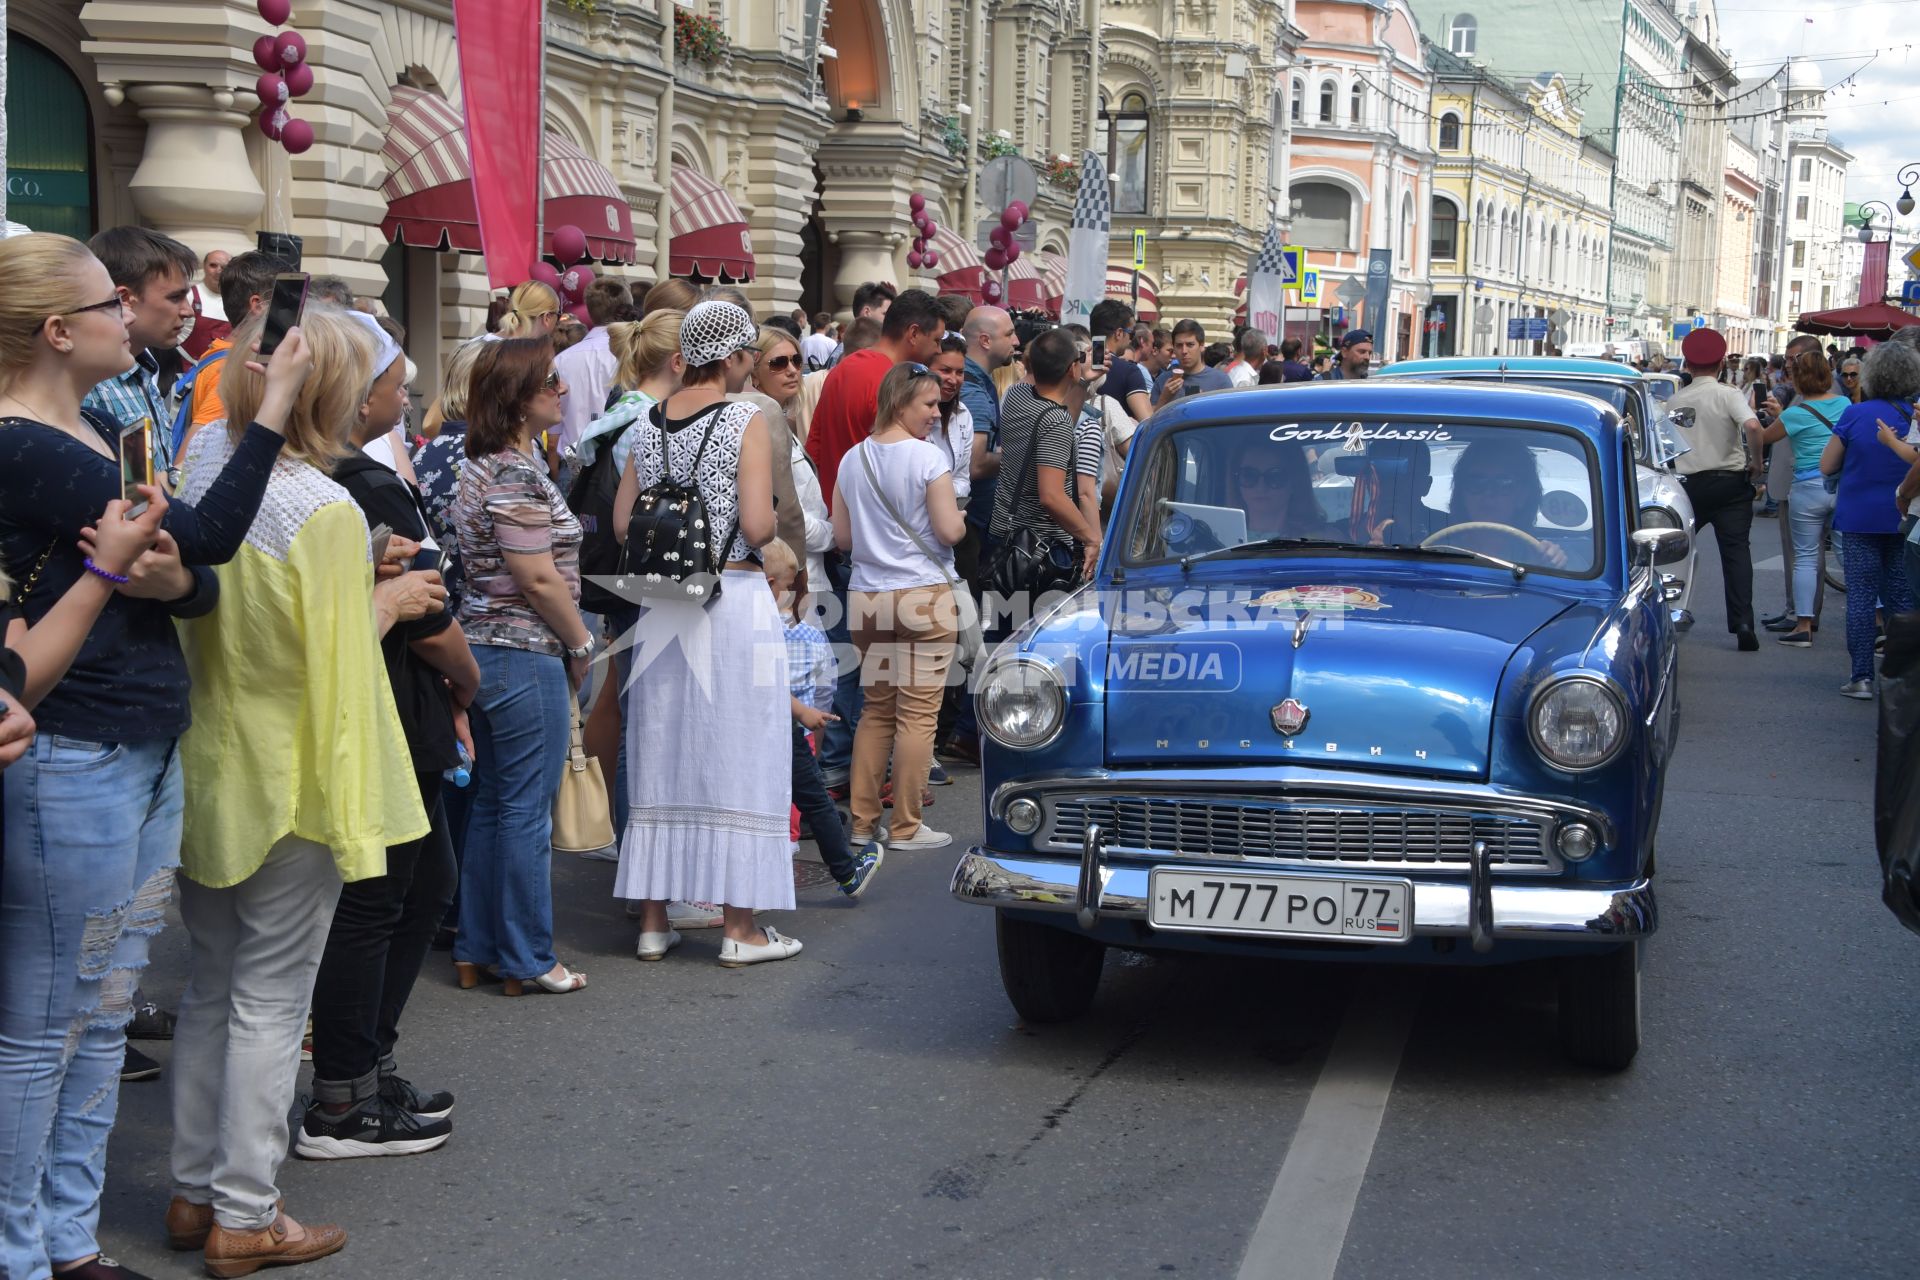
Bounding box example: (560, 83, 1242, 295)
(450, 338, 593, 994)
(613, 302, 798, 967)
(831, 363, 967, 855)
(0, 232, 316, 1280)
(165, 305, 438, 1276)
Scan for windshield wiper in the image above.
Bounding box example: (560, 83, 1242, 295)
(1180, 536, 1354, 571)
(1400, 541, 1528, 580)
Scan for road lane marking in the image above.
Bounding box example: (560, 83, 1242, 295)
(1235, 988, 1417, 1280)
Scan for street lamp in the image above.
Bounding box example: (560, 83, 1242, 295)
(1898, 165, 1919, 217)
(1859, 199, 1894, 244)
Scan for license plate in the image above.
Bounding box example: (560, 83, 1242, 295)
(1148, 869, 1412, 944)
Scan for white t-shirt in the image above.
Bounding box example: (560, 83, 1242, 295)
(1227, 360, 1258, 388)
(839, 437, 954, 592)
(800, 332, 837, 372)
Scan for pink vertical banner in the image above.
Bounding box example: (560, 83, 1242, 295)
(452, 0, 544, 290)
(1860, 238, 1890, 306)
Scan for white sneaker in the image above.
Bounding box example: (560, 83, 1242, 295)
(717, 927, 804, 968)
(887, 825, 953, 850)
(578, 844, 619, 862)
(636, 928, 682, 961)
(668, 900, 724, 929)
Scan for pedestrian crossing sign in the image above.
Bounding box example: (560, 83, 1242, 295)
(1280, 246, 1304, 286)
(1300, 267, 1321, 307)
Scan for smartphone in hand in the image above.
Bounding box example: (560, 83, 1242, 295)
(259, 272, 311, 357)
(120, 418, 153, 517)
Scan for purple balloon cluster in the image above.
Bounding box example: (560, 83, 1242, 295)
(978, 201, 1029, 304)
(905, 193, 943, 272)
(529, 226, 596, 325)
(251, 0, 313, 154)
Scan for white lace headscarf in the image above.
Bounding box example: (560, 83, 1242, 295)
(680, 300, 758, 368)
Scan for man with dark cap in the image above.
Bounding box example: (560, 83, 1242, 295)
(1318, 329, 1373, 380)
(1669, 325, 1765, 650)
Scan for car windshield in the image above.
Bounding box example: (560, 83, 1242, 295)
(1121, 417, 1600, 577)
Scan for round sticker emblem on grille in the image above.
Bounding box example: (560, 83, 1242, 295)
(1271, 698, 1309, 735)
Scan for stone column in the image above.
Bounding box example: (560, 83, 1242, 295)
(815, 126, 937, 316)
(120, 83, 264, 253)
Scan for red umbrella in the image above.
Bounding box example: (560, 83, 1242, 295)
(1793, 301, 1920, 340)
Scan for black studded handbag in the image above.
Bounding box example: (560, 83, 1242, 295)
(615, 402, 738, 606)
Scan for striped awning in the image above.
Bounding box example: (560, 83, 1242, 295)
(1105, 265, 1158, 322)
(380, 85, 636, 264)
(931, 223, 987, 299)
(1038, 252, 1069, 303)
(1006, 253, 1048, 311)
(669, 168, 754, 281)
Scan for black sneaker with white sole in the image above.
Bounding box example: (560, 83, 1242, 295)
(121, 1046, 162, 1083)
(379, 1070, 454, 1121)
(295, 1095, 451, 1160)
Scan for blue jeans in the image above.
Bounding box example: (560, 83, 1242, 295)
(1, 735, 182, 1278)
(1786, 475, 1835, 620)
(455, 644, 571, 981)
(817, 584, 864, 785)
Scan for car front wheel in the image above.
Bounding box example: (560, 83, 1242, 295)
(1556, 941, 1641, 1071)
(996, 911, 1106, 1023)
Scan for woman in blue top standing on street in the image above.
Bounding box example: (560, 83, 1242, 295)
(1820, 340, 1920, 698)
(1766, 348, 1849, 649)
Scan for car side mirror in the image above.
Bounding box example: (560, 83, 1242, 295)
(1632, 527, 1689, 567)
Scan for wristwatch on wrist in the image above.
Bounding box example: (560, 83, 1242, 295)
(564, 641, 594, 661)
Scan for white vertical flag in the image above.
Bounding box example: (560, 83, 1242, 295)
(1059, 149, 1111, 328)
(1246, 220, 1287, 343)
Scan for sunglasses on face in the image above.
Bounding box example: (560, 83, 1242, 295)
(1843, 370, 1860, 379)
(761, 354, 799, 371)
(541, 370, 562, 390)
(1457, 473, 1529, 495)
(1235, 465, 1296, 492)
(67, 295, 128, 319)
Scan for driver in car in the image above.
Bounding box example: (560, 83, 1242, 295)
(1441, 440, 1569, 567)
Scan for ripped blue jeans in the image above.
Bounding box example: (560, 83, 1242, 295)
(0, 735, 182, 1279)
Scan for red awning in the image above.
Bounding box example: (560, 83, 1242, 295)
(668, 168, 754, 282)
(380, 85, 636, 264)
(1105, 265, 1158, 322)
(1006, 255, 1048, 311)
(1794, 301, 1919, 340)
(1036, 252, 1068, 317)
(931, 224, 986, 300)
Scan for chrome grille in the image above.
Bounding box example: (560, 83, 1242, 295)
(1043, 795, 1557, 872)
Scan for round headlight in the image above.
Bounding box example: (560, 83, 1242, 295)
(1639, 504, 1683, 531)
(978, 659, 1067, 749)
(1529, 676, 1627, 771)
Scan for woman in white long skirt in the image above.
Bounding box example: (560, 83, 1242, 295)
(611, 301, 801, 967)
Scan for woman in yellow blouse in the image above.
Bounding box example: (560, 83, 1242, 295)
(166, 306, 435, 1278)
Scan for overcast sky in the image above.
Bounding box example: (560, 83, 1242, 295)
(1714, 0, 1918, 214)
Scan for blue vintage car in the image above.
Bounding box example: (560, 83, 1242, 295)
(952, 381, 1686, 1070)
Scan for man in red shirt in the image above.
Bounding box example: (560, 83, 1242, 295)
(807, 288, 946, 511)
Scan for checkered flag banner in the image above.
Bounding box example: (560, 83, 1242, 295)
(1244, 219, 1286, 343)
(1059, 149, 1110, 327)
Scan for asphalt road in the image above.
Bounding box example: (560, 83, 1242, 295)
(97, 540, 1920, 1279)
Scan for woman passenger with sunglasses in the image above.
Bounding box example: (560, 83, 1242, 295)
(1228, 436, 1323, 543)
(450, 338, 593, 995)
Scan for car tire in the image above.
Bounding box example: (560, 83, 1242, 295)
(996, 911, 1105, 1024)
(1556, 941, 1641, 1071)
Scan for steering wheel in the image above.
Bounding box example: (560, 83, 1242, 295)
(1422, 522, 1551, 561)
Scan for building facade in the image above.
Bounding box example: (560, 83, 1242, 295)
(1778, 57, 1852, 325)
(1714, 131, 1765, 355)
(1672, 5, 1732, 331)
(1425, 49, 1612, 358)
(1288, 0, 1433, 361)
(2, 0, 1301, 380)
(1731, 70, 1787, 350)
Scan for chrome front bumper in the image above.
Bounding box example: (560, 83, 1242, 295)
(951, 847, 1657, 945)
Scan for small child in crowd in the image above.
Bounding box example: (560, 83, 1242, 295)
(764, 540, 881, 898)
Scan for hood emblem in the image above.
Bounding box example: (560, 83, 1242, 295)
(1271, 698, 1310, 736)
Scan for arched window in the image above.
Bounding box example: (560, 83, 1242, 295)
(1292, 180, 1354, 251)
(1450, 15, 1477, 56)
(1350, 84, 1364, 126)
(1318, 81, 1336, 123)
(1431, 197, 1459, 261)
(1438, 112, 1461, 151)
(1291, 79, 1303, 123)
(1096, 91, 1151, 215)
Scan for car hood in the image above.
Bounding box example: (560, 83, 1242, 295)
(1100, 568, 1576, 778)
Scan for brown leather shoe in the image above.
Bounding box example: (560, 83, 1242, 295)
(202, 1211, 345, 1278)
(165, 1196, 213, 1250)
